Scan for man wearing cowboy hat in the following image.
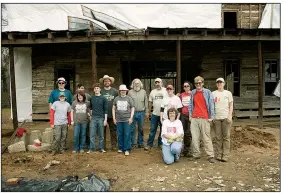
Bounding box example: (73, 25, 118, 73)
(100, 75, 118, 150)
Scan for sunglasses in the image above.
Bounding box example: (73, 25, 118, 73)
(58, 82, 65, 85)
(167, 88, 173, 90)
(184, 85, 190, 88)
(216, 81, 223, 83)
(195, 82, 203, 85)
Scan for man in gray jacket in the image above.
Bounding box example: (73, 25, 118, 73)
(128, 78, 149, 148)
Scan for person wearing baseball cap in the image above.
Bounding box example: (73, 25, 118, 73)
(112, 84, 135, 156)
(145, 78, 168, 150)
(49, 91, 72, 155)
(212, 77, 233, 162)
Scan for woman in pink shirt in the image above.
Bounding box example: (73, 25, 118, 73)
(161, 108, 184, 164)
(180, 81, 193, 157)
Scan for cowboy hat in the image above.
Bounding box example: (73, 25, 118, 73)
(119, 84, 129, 91)
(99, 75, 115, 84)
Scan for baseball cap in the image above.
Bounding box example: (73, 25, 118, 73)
(154, 78, 162, 83)
(57, 77, 66, 83)
(216, 78, 225, 83)
(59, 92, 66, 97)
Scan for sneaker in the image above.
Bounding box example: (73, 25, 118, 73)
(144, 146, 151, 151)
(80, 150, 85, 153)
(138, 145, 144, 148)
(118, 150, 123, 153)
(208, 157, 217, 163)
(131, 145, 137, 149)
(99, 149, 106, 153)
(125, 151, 130, 156)
(87, 150, 95, 154)
(221, 157, 228, 162)
(72, 150, 78, 153)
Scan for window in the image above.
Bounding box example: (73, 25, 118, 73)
(224, 59, 240, 96)
(264, 59, 279, 96)
(223, 12, 237, 29)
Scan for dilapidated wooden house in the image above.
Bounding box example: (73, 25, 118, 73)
(1, 3, 280, 124)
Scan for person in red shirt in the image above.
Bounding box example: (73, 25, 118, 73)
(179, 81, 193, 157)
(188, 76, 216, 163)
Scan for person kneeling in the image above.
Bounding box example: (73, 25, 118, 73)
(161, 108, 184, 165)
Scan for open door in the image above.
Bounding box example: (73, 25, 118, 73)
(226, 72, 234, 93)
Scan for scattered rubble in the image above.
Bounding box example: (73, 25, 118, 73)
(43, 160, 60, 171)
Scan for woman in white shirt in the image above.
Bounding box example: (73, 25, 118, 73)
(161, 108, 184, 164)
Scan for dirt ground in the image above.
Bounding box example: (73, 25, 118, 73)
(1, 109, 281, 191)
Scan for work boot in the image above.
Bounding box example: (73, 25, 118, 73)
(189, 156, 201, 161)
(221, 156, 228, 162)
(208, 157, 217, 163)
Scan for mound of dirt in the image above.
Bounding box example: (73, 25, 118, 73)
(231, 126, 277, 150)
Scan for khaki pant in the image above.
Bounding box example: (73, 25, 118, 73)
(214, 118, 232, 160)
(191, 118, 214, 158)
(52, 124, 68, 153)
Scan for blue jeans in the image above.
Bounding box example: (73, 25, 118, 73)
(131, 111, 145, 146)
(90, 118, 104, 151)
(162, 142, 182, 165)
(117, 122, 131, 152)
(147, 114, 162, 147)
(73, 123, 87, 151)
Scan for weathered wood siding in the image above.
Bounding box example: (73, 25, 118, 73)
(222, 3, 266, 28)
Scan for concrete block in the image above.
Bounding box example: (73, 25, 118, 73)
(8, 141, 26, 153)
(12, 132, 27, 146)
(29, 130, 41, 145)
(42, 131, 53, 144)
(27, 143, 51, 152)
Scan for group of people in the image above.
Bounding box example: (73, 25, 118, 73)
(48, 74, 233, 165)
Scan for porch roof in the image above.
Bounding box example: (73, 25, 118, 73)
(1, 28, 280, 46)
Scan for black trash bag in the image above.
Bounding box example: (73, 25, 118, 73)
(60, 174, 110, 192)
(1, 178, 63, 192)
(1, 174, 110, 192)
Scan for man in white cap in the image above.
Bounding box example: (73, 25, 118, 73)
(100, 75, 118, 150)
(212, 77, 233, 162)
(145, 78, 167, 150)
(48, 77, 73, 150)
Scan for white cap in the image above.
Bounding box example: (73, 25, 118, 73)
(154, 78, 162, 83)
(216, 77, 225, 83)
(57, 77, 66, 83)
(119, 84, 129, 91)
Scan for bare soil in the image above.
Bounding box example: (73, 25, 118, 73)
(1, 109, 281, 191)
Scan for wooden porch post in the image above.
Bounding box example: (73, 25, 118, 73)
(176, 40, 181, 93)
(91, 42, 97, 84)
(9, 46, 18, 130)
(258, 41, 263, 129)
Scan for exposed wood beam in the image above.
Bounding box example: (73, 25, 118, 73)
(86, 31, 91, 38)
(48, 32, 54, 39)
(106, 31, 111, 37)
(220, 29, 226, 36)
(145, 29, 149, 36)
(91, 42, 97, 84)
(28, 34, 35, 40)
(183, 29, 188, 36)
(258, 4, 262, 24)
(201, 30, 207, 36)
(9, 46, 18, 130)
(240, 5, 242, 28)
(66, 32, 72, 39)
(176, 40, 181, 93)
(258, 41, 263, 129)
(1, 33, 280, 45)
(125, 30, 129, 37)
(249, 4, 251, 29)
(164, 29, 168, 36)
(8, 33, 14, 40)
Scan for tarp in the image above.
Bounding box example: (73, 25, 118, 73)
(10, 48, 33, 122)
(3, 4, 222, 32)
(2, 4, 107, 32)
(259, 4, 280, 28)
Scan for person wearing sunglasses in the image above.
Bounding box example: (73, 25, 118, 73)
(48, 77, 73, 150)
(212, 78, 233, 162)
(188, 76, 216, 163)
(179, 81, 194, 157)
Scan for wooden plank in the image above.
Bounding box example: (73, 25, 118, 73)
(235, 110, 280, 117)
(249, 4, 251, 29)
(91, 42, 97, 84)
(1, 34, 280, 45)
(258, 40, 263, 128)
(234, 101, 280, 109)
(28, 34, 35, 40)
(8, 33, 14, 40)
(32, 114, 49, 121)
(258, 4, 262, 24)
(9, 46, 18, 130)
(32, 106, 49, 114)
(176, 40, 181, 93)
(48, 32, 54, 39)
